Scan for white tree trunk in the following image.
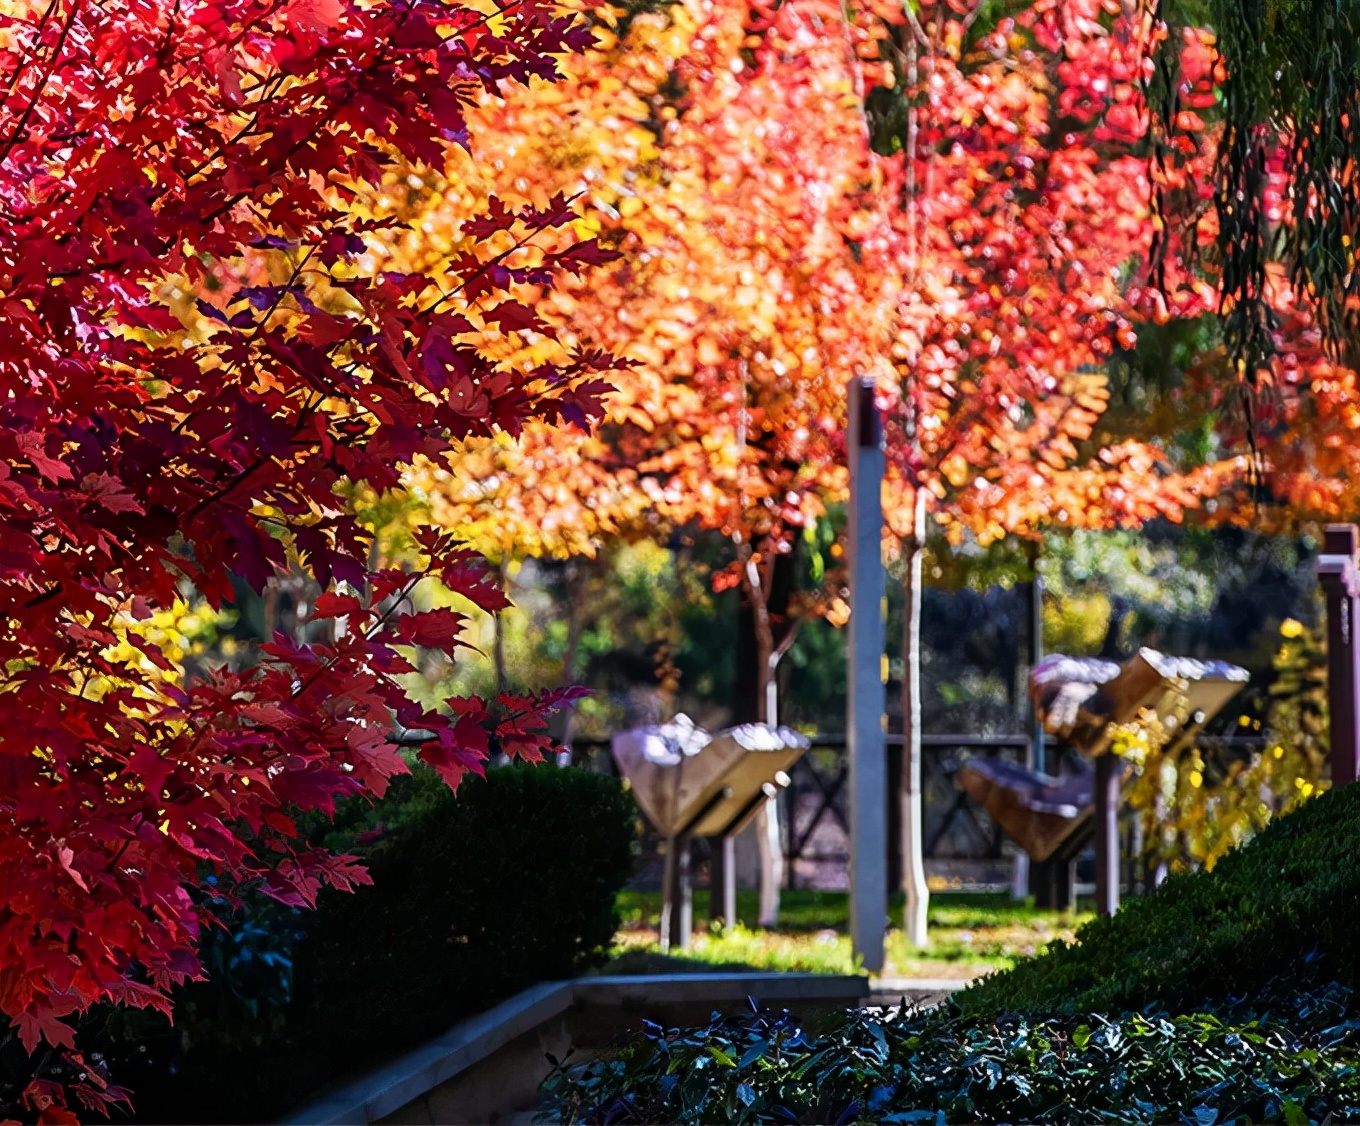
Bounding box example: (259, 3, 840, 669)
(744, 548, 790, 929)
(901, 497, 930, 948)
(753, 613, 785, 929)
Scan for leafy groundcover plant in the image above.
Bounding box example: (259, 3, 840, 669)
(546, 785, 1360, 1124)
(545, 986, 1360, 1125)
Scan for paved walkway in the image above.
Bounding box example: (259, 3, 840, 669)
(867, 975, 973, 1011)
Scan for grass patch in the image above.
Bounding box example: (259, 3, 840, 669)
(613, 889, 1091, 980)
(602, 949, 762, 976)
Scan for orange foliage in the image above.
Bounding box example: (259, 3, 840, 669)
(408, 0, 895, 573)
(409, 0, 1258, 576)
(1231, 274, 1360, 527)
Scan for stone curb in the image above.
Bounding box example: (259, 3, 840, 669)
(284, 972, 869, 1125)
(869, 976, 971, 995)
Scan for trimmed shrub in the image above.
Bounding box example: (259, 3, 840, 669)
(295, 761, 638, 1062)
(97, 763, 638, 1124)
(546, 986, 1360, 1125)
(958, 783, 1360, 1017)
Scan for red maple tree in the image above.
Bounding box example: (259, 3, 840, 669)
(0, 0, 611, 1089)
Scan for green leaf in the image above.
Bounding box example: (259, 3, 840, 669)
(738, 1039, 770, 1070)
(1281, 1100, 1309, 1126)
(867, 1021, 889, 1060)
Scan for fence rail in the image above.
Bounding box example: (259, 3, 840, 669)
(563, 732, 1047, 886)
(562, 731, 1272, 889)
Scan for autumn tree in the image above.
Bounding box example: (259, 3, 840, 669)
(824, 0, 1240, 943)
(0, 0, 610, 1103)
(1169, 0, 1360, 387)
(385, 0, 900, 925)
(1134, 0, 1360, 525)
(409, 0, 897, 735)
(1126, 2, 1360, 513)
(406, 0, 1248, 941)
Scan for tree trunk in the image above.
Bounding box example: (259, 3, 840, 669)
(741, 544, 797, 927)
(900, 496, 930, 948)
(493, 559, 508, 698)
(752, 619, 796, 927)
(552, 559, 589, 756)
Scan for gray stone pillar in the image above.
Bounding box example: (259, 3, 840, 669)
(847, 377, 887, 973)
(1094, 752, 1121, 917)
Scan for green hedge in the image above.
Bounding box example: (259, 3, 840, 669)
(958, 782, 1360, 1017)
(294, 762, 638, 1063)
(99, 763, 638, 1124)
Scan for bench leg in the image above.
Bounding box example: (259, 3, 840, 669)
(1031, 854, 1074, 911)
(709, 835, 737, 930)
(662, 836, 693, 951)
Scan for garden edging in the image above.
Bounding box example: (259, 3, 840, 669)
(284, 972, 872, 1125)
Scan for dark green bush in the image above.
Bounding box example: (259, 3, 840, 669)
(958, 783, 1360, 1017)
(546, 986, 1360, 1125)
(100, 763, 637, 1124)
(294, 761, 638, 1064)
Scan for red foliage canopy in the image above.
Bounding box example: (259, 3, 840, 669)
(868, 0, 1230, 544)
(0, 0, 609, 1059)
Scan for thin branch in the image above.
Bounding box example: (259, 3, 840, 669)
(0, 0, 60, 108)
(772, 620, 800, 664)
(0, 0, 82, 169)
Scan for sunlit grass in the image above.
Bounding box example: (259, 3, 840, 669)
(609, 889, 1092, 980)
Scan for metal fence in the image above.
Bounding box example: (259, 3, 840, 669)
(567, 729, 1275, 892)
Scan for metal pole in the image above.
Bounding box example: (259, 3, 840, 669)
(847, 376, 887, 973)
(1094, 753, 1120, 916)
(1319, 524, 1360, 789)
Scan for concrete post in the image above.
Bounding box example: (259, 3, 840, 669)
(1318, 524, 1360, 789)
(1013, 573, 1045, 900)
(847, 376, 887, 973)
(1028, 576, 1046, 775)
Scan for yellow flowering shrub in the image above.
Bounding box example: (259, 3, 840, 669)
(1111, 617, 1330, 873)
